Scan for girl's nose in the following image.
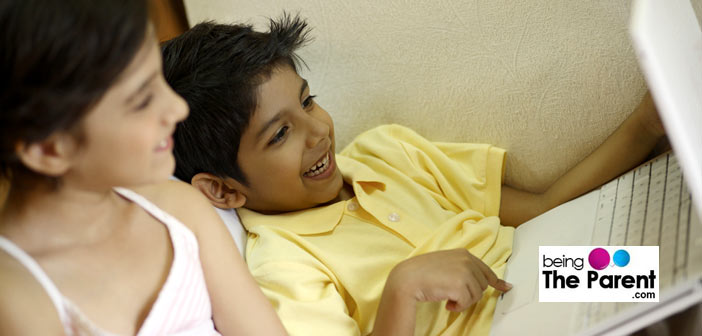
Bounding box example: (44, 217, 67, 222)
(163, 84, 189, 125)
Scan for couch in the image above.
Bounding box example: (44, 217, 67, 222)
(182, 0, 702, 193)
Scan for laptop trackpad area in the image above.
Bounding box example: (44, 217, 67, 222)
(495, 190, 600, 314)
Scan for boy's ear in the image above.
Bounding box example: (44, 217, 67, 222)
(191, 172, 247, 209)
(15, 133, 77, 177)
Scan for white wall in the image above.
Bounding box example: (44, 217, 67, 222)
(183, 0, 702, 192)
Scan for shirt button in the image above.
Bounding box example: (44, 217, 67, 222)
(347, 201, 359, 211)
(388, 212, 401, 222)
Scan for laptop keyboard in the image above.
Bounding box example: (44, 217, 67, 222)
(575, 152, 702, 330)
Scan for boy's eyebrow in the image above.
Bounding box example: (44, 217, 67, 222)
(257, 112, 282, 142)
(256, 79, 310, 142)
(124, 70, 158, 105)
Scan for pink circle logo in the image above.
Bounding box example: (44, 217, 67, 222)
(588, 248, 610, 270)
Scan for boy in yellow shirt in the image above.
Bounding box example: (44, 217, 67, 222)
(162, 16, 665, 335)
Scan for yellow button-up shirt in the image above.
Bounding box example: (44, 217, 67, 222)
(240, 125, 514, 335)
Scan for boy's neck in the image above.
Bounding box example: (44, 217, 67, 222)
(255, 183, 356, 214)
(334, 182, 355, 202)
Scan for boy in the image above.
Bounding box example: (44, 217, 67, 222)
(162, 16, 665, 335)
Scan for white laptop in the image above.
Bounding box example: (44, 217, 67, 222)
(490, 0, 702, 335)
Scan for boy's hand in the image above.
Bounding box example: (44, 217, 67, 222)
(389, 248, 512, 312)
(372, 249, 511, 336)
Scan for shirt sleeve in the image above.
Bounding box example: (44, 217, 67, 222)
(246, 227, 361, 336)
(340, 124, 506, 217)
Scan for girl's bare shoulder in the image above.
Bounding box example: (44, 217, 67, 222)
(0, 250, 64, 334)
(130, 180, 220, 234)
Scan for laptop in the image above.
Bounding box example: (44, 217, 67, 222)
(490, 0, 702, 335)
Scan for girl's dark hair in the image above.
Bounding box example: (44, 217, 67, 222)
(0, 0, 148, 183)
(162, 14, 311, 185)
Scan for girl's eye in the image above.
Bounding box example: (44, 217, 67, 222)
(268, 125, 289, 145)
(302, 95, 317, 109)
(135, 94, 153, 111)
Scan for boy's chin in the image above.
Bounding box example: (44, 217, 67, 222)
(322, 179, 346, 204)
(251, 177, 345, 214)
(252, 197, 338, 214)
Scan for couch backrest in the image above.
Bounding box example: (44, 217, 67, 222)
(183, 0, 702, 192)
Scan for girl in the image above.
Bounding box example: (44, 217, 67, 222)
(0, 0, 287, 335)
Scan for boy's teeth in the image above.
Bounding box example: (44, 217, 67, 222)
(304, 153, 330, 177)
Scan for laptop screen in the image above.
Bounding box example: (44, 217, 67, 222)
(630, 0, 702, 219)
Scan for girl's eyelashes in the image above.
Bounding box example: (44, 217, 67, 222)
(302, 95, 317, 109)
(268, 125, 289, 146)
(135, 94, 153, 111)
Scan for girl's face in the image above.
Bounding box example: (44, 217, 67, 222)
(67, 35, 189, 190)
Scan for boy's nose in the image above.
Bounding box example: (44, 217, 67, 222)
(305, 116, 330, 149)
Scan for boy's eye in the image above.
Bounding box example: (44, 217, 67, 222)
(302, 95, 317, 109)
(268, 125, 289, 145)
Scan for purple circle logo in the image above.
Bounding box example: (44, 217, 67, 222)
(588, 248, 610, 270)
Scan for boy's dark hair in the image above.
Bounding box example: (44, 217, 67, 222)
(0, 0, 148, 184)
(162, 14, 311, 185)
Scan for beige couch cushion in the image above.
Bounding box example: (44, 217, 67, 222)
(183, 0, 702, 192)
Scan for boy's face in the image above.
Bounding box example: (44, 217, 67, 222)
(232, 65, 343, 213)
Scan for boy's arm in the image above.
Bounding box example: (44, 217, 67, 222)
(246, 229, 363, 336)
(250, 261, 361, 336)
(499, 93, 666, 227)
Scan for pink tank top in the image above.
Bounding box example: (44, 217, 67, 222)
(0, 187, 220, 335)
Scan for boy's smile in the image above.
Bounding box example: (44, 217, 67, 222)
(303, 151, 335, 178)
(230, 65, 344, 213)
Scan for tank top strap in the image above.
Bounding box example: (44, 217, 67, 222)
(0, 236, 72, 334)
(113, 187, 186, 233)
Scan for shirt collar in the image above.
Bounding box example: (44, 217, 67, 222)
(337, 155, 387, 193)
(238, 202, 346, 235)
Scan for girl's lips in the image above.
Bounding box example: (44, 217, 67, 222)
(155, 136, 173, 152)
